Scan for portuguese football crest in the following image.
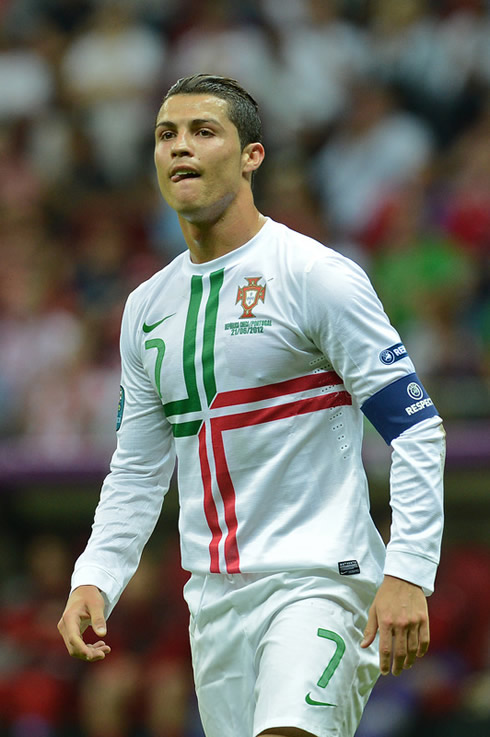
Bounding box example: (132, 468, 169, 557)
(236, 277, 266, 319)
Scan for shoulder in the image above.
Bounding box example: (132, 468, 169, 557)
(271, 220, 368, 285)
(264, 219, 372, 307)
(119, 253, 188, 348)
(125, 252, 187, 312)
(266, 219, 344, 270)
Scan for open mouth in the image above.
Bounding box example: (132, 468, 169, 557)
(171, 170, 201, 183)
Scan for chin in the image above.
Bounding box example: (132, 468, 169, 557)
(179, 199, 229, 225)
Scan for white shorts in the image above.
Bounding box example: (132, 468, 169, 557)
(184, 570, 380, 737)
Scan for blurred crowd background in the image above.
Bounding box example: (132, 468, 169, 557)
(0, 0, 489, 736)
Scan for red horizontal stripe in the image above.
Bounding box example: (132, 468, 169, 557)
(211, 371, 344, 408)
(214, 390, 352, 433)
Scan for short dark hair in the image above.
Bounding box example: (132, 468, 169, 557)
(163, 73, 262, 150)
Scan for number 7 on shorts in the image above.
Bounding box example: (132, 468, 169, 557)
(305, 628, 345, 707)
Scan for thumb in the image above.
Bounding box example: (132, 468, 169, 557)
(361, 604, 378, 648)
(89, 607, 107, 637)
(92, 619, 107, 637)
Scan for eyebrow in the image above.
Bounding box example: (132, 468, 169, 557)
(155, 117, 224, 131)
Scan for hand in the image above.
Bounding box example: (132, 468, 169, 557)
(361, 575, 430, 676)
(57, 585, 111, 662)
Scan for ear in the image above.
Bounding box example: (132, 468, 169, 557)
(241, 142, 265, 177)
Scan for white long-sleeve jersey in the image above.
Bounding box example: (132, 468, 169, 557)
(72, 218, 445, 615)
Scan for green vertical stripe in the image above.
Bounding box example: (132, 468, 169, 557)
(202, 269, 224, 405)
(163, 275, 202, 417)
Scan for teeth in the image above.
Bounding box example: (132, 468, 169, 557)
(171, 170, 199, 181)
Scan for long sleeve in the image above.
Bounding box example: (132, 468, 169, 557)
(302, 250, 445, 593)
(71, 292, 176, 616)
(384, 415, 445, 594)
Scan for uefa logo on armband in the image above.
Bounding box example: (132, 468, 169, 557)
(379, 342, 408, 365)
(407, 382, 423, 401)
(379, 348, 395, 364)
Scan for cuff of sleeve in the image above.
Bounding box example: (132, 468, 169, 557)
(384, 550, 438, 596)
(71, 566, 122, 617)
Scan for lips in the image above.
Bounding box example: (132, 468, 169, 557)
(170, 167, 201, 183)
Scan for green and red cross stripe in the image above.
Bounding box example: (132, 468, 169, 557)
(145, 269, 352, 573)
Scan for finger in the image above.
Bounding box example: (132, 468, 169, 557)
(68, 635, 111, 662)
(361, 605, 378, 648)
(87, 604, 107, 638)
(92, 640, 110, 648)
(58, 612, 83, 654)
(85, 642, 111, 661)
(417, 616, 430, 658)
(391, 625, 410, 676)
(66, 630, 96, 660)
(378, 623, 393, 676)
(403, 624, 419, 670)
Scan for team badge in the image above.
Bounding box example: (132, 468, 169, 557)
(236, 277, 266, 319)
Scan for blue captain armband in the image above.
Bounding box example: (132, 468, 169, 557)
(361, 373, 438, 445)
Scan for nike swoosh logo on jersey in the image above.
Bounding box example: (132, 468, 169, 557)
(142, 313, 176, 333)
(305, 692, 336, 707)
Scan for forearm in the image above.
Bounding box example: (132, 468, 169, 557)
(72, 448, 174, 615)
(72, 386, 176, 614)
(384, 415, 446, 594)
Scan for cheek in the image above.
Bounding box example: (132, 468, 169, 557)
(154, 152, 169, 190)
(212, 154, 243, 188)
(154, 149, 164, 174)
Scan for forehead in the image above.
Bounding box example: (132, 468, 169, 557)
(157, 93, 232, 126)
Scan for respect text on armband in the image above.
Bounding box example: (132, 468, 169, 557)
(405, 397, 434, 416)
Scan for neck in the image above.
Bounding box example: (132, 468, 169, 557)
(178, 195, 267, 264)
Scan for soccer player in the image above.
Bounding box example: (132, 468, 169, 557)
(58, 74, 445, 737)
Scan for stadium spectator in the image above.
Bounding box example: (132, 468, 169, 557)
(274, 0, 372, 142)
(368, 177, 478, 381)
(0, 536, 81, 737)
(77, 541, 193, 737)
(61, 2, 166, 182)
(168, 0, 283, 142)
(312, 76, 434, 240)
(0, 32, 54, 122)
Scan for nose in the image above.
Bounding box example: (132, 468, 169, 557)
(171, 131, 192, 157)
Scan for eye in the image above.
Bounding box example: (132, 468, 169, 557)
(197, 128, 213, 137)
(158, 130, 175, 141)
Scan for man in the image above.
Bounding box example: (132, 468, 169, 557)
(58, 74, 445, 737)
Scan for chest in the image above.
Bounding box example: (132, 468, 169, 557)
(139, 267, 325, 409)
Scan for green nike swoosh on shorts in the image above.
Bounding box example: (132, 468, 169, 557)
(142, 313, 176, 333)
(305, 692, 337, 707)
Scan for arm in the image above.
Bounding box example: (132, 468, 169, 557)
(58, 293, 176, 659)
(361, 414, 445, 675)
(303, 251, 445, 674)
